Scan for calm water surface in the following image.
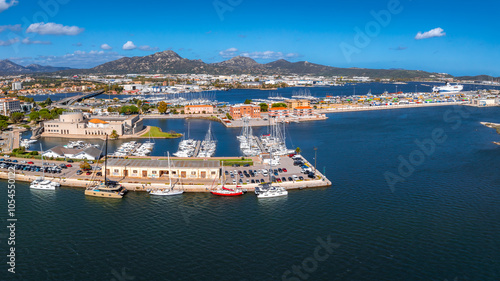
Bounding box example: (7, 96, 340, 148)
(2, 105, 500, 280)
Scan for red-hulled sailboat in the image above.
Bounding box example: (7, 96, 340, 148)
(210, 161, 245, 196)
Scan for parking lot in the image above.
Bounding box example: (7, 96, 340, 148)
(0, 154, 322, 189)
(223, 154, 317, 186)
(0, 156, 102, 181)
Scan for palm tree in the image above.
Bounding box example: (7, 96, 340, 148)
(295, 147, 301, 155)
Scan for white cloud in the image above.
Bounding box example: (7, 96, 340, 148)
(219, 48, 300, 60)
(0, 0, 18, 13)
(122, 41, 136, 50)
(219, 47, 239, 58)
(0, 24, 21, 33)
(138, 45, 159, 51)
(22, 37, 51, 45)
(0, 37, 19, 46)
(240, 51, 300, 60)
(100, 43, 112, 50)
(26, 22, 84, 36)
(415, 27, 446, 40)
(18, 50, 124, 68)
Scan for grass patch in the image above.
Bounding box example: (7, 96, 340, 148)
(141, 126, 182, 139)
(220, 159, 253, 166)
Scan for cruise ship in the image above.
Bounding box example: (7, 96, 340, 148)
(432, 82, 464, 93)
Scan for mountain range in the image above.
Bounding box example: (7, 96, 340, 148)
(0, 59, 72, 74)
(1, 51, 498, 80)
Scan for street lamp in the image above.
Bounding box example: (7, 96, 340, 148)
(314, 147, 317, 174)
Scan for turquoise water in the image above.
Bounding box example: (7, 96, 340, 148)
(2, 105, 500, 280)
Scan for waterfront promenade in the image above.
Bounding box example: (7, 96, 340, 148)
(0, 155, 331, 193)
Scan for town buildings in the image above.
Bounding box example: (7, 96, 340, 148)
(229, 104, 261, 119)
(0, 97, 21, 115)
(43, 111, 144, 137)
(184, 105, 214, 114)
(105, 158, 220, 180)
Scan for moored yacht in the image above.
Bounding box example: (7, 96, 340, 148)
(85, 135, 128, 199)
(149, 152, 184, 196)
(254, 152, 288, 198)
(30, 144, 58, 190)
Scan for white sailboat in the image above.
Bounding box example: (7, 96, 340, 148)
(30, 144, 59, 190)
(149, 152, 184, 196)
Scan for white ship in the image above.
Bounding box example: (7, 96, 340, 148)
(432, 82, 464, 93)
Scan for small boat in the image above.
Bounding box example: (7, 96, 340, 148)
(211, 161, 244, 196)
(211, 187, 244, 196)
(254, 152, 288, 198)
(85, 135, 128, 199)
(30, 144, 58, 190)
(30, 178, 59, 190)
(149, 152, 184, 196)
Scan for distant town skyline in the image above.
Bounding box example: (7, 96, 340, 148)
(0, 0, 499, 76)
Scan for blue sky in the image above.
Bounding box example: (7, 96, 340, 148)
(0, 0, 499, 76)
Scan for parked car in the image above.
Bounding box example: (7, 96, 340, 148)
(86, 171, 92, 175)
(27, 161, 34, 165)
(67, 159, 74, 163)
(283, 168, 287, 172)
(66, 164, 72, 168)
(76, 170, 83, 175)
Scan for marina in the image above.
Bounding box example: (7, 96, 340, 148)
(2, 104, 499, 280)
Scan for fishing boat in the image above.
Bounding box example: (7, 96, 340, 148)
(211, 161, 244, 196)
(85, 136, 127, 198)
(30, 144, 59, 190)
(149, 152, 184, 196)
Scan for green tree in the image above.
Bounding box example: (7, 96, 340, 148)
(80, 161, 91, 171)
(44, 97, 52, 105)
(0, 120, 8, 130)
(10, 112, 24, 123)
(40, 112, 51, 120)
(141, 104, 150, 113)
(295, 147, 301, 155)
(259, 103, 269, 112)
(0, 115, 9, 121)
(225, 113, 233, 120)
(244, 99, 252, 104)
(157, 101, 168, 114)
(271, 103, 287, 108)
(110, 130, 119, 139)
(29, 111, 40, 122)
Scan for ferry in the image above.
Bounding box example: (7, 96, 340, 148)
(432, 82, 464, 93)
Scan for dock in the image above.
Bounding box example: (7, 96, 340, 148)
(254, 136, 266, 152)
(193, 140, 202, 157)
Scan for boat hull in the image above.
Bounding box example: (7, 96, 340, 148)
(149, 190, 184, 196)
(257, 191, 288, 198)
(30, 185, 56, 190)
(211, 191, 244, 196)
(84, 189, 124, 198)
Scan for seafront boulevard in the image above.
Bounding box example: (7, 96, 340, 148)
(0, 155, 331, 193)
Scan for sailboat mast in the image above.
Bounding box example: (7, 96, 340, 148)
(40, 144, 44, 179)
(104, 135, 108, 184)
(168, 151, 172, 186)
